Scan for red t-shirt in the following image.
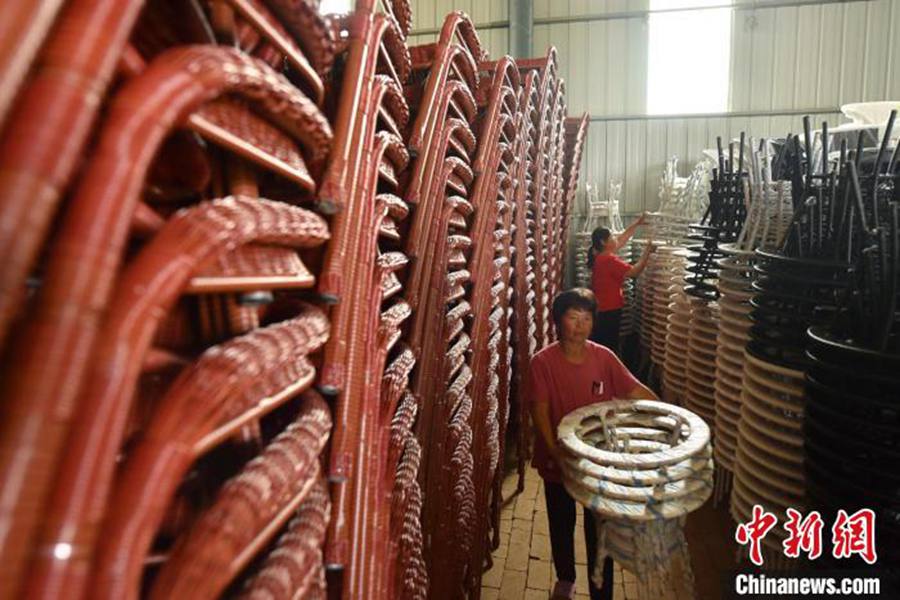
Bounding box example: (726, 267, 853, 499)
(591, 254, 631, 311)
(528, 341, 641, 482)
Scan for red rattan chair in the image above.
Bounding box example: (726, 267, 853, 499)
(0, 48, 332, 597)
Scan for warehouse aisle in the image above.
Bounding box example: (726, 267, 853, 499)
(483, 468, 736, 600)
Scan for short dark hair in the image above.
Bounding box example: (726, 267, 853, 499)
(587, 227, 612, 268)
(551, 288, 596, 328)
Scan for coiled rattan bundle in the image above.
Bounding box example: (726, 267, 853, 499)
(558, 400, 713, 599)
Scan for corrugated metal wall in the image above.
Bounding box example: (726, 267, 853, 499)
(408, 0, 510, 60)
(409, 0, 900, 215)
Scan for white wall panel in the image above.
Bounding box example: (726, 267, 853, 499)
(435, 0, 453, 26)
(728, 0, 900, 111)
(567, 18, 588, 115)
(817, 4, 844, 107)
(729, 10, 754, 112)
(412, 0, 437, 30)
(890, 0, 900, 98)
(750, 9, 777, 111)
(470, 0, 489, 24)
(409, 0, 509, 56)
(532, 13, 647, 117)
(643, 120, 668, 208)
(411, 0, 900, 105)
(667, 120, 689, 175)
(624, 121, 648, 214)
(705, 117, 727, 150)
(771, 7, 799, 109)
(408, 0, 898, 219)
(605, 122, 627, 188)
(841, 4, 868, 103)
(587, 121, 607, 192)
(585, 20, 608, 115)
(574, 0, 898, 215)
(864, 1, 891, 101)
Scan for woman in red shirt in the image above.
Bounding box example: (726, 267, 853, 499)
(529, 288, 658, 599)
(588, 214, 654, 352)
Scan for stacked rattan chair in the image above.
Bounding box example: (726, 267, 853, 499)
(314, 3, 424, 596)
(464, 57, 524, 593)
(681, 140, 747, 438)
(630, 239, 647, 341)
(0, 1, 344, 598)
(638, 160, 709, 381)
(802, 124, 900, 564)
(0, 3, 589, 598)
(562, 114, 591, 286)
(518, 48, 567, 349)
(506, 49, 586, 496)
(509, 70, 542, 495)
(646, 248, 690, 370)
(683, 298, 720, 426)
(805, 330, 900, 565)
(731, 121, 862, 569)
(713, 148, 793, 499)
(543, 77, 571, 314)
(664, 288, 692, 405)
(401, 13, 484, 598)
(635, 240, 655, 353)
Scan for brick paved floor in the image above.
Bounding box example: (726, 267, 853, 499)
(483, 467, 736, 600)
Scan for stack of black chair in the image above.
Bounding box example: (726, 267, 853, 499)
(804, 111, 900, 565)
(685, 135, 748, 300)
(747, 118, 854, 370)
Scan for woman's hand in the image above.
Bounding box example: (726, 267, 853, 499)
(619, 213, 647, 248)
(628, 239, 655, 277)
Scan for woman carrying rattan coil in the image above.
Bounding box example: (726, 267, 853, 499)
(529, 289, 659, 600)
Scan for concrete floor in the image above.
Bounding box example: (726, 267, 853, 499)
(483, 467, 737, 600)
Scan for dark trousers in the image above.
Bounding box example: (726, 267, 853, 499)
(544, 481, 613, 600)
(591, 308, 622, 353)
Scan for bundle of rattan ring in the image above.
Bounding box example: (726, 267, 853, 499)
(557, 400, 713, 599)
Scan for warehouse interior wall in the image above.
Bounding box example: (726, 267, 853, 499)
(408, 0, 511, 58)
(410, 0, 900, 218)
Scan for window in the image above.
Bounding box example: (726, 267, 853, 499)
(319, 0, 353, 14)
(646, 0, 732, 115)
